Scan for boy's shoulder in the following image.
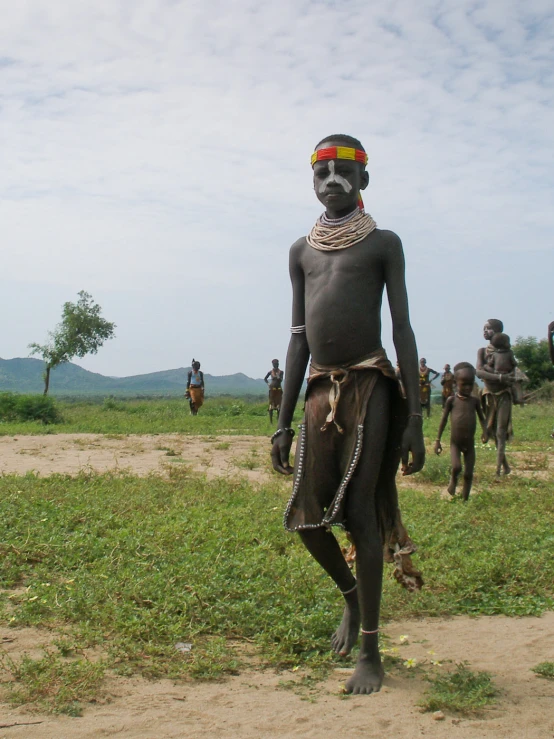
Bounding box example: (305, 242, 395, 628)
(289, 236, 307, 257)
(376, 228, 402, 247)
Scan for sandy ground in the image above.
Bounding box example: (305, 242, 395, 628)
(0, 434, 274, 484)
(1, 434, 553, 738)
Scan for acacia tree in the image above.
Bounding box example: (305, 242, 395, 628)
(512, 336, 554, 391)
(29, 291, 116, 395)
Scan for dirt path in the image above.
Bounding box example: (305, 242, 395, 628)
(0, 433, 274, 484)
(1, 614, 553, 738)
(1, 434, 553, 737)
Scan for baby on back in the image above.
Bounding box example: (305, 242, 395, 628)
(485, 333, 517, 391)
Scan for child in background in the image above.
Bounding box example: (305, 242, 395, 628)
(435, 362, 487, 501)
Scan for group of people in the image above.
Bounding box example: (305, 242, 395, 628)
(184, 357, 285, 420)
(430, 319, 521, 500)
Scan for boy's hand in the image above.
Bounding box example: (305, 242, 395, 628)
(271, 435, 294, 475)
(434, 440, 442, 455)
(401, 420, 425, 475)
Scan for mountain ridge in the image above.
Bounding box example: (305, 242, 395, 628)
(0, 357, 268, 397)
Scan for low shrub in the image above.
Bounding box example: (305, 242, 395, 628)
(0, 393, 62, 424)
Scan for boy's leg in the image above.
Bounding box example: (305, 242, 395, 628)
(298, 528, 358, 655)
(448, 444, 462, 496)
(342, 373, 390, 695)
(496, 399, 511, 475)
(461, 447, 475, 501)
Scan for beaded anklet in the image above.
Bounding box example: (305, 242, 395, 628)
(340, 583, 357, 596)
(361, 628, 379, 635)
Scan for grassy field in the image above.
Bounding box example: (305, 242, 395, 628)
(0, 399, 553, 714)
(1, 394, 552, 440)
(0, 396, 297, 436)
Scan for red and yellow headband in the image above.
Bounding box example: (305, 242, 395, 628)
(311, 146, 368, 167)
(311, 146, 368, 210)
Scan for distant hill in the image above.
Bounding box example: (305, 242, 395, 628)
(0, 358, 268, 397)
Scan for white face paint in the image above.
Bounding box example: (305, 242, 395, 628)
(318, 160, 353, 194)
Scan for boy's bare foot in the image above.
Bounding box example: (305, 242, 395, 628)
(345, 654, 384, 695)
(447, 481, 456, 496)
(331, 596, 360, 656)
(502, 460, 511, 475)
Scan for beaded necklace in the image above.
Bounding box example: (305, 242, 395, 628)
(307, 208, 377, 252)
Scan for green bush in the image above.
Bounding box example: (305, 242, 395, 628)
(0, 393, 62, 424)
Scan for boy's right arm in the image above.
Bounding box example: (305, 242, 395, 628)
(434, 397, 452, 455)
(271, 242, 310, 475)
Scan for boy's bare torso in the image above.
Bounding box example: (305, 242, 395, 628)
(293, 229, 398, 366)
(449, 395, 480, 450)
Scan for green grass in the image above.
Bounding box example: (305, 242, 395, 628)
(1, 401, 553, 713)
(1, 471, 552, 680)
(0, 651, 105, 716)
(0, 396, 299, 436)
(419, 663, 498, 715)
(532, 661, 554, 680)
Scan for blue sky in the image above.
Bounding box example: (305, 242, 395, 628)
(2, 0, 553, 379)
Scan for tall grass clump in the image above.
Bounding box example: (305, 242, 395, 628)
(0, 392, 62, 424)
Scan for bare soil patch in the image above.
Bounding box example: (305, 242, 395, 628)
(1, 613, 553, 738)
(0, 434, 278, 484)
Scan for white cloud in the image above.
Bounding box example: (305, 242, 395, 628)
(1, 0, 553, 377)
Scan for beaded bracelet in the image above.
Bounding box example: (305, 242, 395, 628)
(270, 427, 296, 444)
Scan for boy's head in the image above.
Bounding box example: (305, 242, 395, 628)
(454, 362, 476, 397)
(483, 319, 503, 341)
(490, 332, 511, 351)
(312, 134, 369, 214)
(420, 357, 427, 367)
(272, 358, 279, 368)
(192, 360, 201, 371)
(444, 364, 451, 372)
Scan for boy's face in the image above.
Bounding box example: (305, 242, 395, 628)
(483, 322, 495, 341)
(312, 143, 368, 214)
(272, 360, 279, 368)
(455, 368, 474, 397)
(444, 364, 451, 372)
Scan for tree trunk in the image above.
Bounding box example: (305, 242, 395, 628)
(43, 365, 51, 396)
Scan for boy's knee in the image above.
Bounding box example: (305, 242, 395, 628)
(451, 464, 462, 476)
(347, 518, 380, 547)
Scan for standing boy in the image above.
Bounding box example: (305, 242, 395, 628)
(419, 358, 440, 417)
(185, 359, 205, 416)
(434, 362, 487, 500)
(271, 134, 425, 695)
(441, 364, 455, 407)
(264, 359, 284, 424)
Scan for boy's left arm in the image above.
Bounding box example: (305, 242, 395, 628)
(383, 232, 425, 475)
(475, 397, 488, 442)
(434, 398, 452, 455)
